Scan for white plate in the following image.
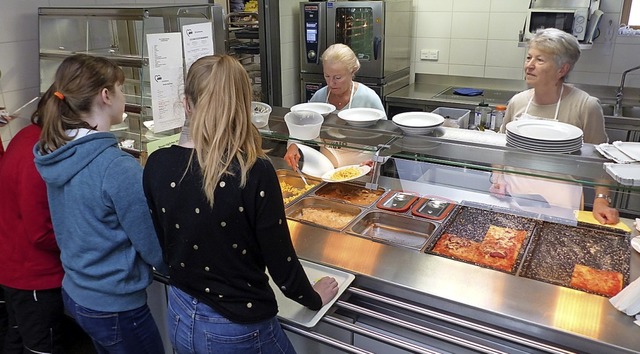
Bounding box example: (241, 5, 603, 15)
(392, 112, 444, 128)
(296, 144, 335, 178)
(291, 103, 336, 116)
(631, 237, 640, 254)
(505, 120, 583, 141)
(337, 108, 386, 127)
(612, 141, 640, 161)
(321, 164, 371, 183)
(268, 259, 355, 328)
(604, 162, 640, 186)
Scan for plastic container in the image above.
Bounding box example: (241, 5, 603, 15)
(251, 101, 272, 128)
(490, 105, 507, 132)
(473, 101, 491, 129)
(284, 110, 324, 140)
(432, 107, 470, 129)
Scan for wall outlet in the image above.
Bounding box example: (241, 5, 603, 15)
(420, 49, 439, 61)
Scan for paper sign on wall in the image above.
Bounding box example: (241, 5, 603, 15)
(146, 32, 185, 134)
(182, 22, 214, 71)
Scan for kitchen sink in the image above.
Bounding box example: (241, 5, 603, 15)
(601, 104, 640, 118)
(432, 86, 517, 105)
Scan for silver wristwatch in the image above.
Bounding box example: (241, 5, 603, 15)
(595, 193, 612, 205)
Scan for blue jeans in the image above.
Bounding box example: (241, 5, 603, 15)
(168, 286, 296, 354)
(62, 289, 164, 354)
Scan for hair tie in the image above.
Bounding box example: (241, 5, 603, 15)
(53, 91, 65, 100)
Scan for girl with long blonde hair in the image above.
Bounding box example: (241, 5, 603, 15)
(143, 55, 338, 354)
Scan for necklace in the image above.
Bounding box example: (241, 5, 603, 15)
(330, 83, 352, 108)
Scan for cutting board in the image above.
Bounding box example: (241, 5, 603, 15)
(574, 210, 632, 233)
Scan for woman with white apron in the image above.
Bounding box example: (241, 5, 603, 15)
(494, 28, 618, 224)
(284, 44, 385, 171)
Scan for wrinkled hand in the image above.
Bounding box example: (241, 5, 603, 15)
(489, 173, 509, 198)
(284, 144, 301, 171)
(313, 276, 339, 306)
(360, 160, 375, 168)
(592, 198, 620, 225)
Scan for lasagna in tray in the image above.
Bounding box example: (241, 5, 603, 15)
(432, 225, 527, 272)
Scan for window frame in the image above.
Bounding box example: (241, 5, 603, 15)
(622, 0, 640, 28)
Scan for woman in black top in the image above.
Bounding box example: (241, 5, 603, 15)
(143, 55, 338, 354)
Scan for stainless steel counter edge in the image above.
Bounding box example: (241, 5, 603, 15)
(288, 217, 640, 353)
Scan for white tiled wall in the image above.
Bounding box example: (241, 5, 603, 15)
(412, 0, 640, 89)
(3, 0, 640, 147)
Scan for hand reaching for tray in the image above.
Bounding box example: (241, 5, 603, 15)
(313, 276, 339, 306)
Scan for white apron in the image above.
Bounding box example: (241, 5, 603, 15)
(506, 84, 583, 213)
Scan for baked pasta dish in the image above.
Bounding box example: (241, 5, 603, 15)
(296, 207, 355, 229)
(280, 181, 316, 205)
(315, 184, 383, 206)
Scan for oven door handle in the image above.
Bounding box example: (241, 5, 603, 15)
(373, 36, 381, 60)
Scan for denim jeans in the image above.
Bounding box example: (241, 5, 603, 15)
(62, 289, 164, 354)
(168, 286, 296, 354)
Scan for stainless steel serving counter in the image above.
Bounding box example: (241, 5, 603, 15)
(261, 107, 640, 352)
(277, 170, 640, 353)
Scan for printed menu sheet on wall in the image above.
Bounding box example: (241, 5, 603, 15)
(146, 32, 185, 133)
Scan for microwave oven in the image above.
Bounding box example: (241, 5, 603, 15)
(524, 8, 589, 41)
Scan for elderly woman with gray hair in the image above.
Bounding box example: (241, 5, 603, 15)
(494, 28, 619, 225)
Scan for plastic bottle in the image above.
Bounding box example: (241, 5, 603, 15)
(473, 101, 491, 130)
(490, 105, 507, 132)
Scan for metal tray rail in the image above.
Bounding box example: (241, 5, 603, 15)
(423, 205, 541, 275)
(519, 222, 631, 297)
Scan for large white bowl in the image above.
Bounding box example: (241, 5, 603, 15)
(284, 110, 324, 140)
(290, 102, 336, 116)
(392, 112, 444, 135)
(337, 108, 386, 127)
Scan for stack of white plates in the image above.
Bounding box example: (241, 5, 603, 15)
(505, 120, 583, 154)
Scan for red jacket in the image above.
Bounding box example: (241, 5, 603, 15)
(0, 124, 63, 290)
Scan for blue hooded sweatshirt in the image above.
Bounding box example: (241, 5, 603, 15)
(34, 132, 167, 312)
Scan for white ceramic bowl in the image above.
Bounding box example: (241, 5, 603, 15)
(251, 101, 272, 128)
(284, 110, 324, 140)
(392, 112, 445, 135)
(337, 108, 386, 127)
(290, 102, 336, 116)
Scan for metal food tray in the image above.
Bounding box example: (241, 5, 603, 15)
(424, 205, 540, 274)
(520, 222, 630, 297)
(277, 169, 322, 207)
(313, 182, 385, 207)
(268, 260, 355, 328)
(347, 211, 437, 250)
(285, 197, 363, 232)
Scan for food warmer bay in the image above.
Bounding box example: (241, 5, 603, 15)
(276, 169, 321, 206)
(520, 222, 630, 297)
(348, 211, 437, 250)
(313, 182, 385, 207)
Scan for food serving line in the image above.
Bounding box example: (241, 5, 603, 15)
(252, 107, 640, 353)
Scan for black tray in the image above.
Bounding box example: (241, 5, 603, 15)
(425, 205, 539, 274)
(520, 222, 630, 297)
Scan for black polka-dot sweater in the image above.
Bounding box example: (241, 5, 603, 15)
(143, 146, 322, 323)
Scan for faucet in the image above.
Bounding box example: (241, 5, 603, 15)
(614, 64, 640, 116)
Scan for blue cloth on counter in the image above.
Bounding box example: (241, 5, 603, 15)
(453, 88, 484, 96)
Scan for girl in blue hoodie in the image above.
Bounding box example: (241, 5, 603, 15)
(34, 54, 167, 354)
